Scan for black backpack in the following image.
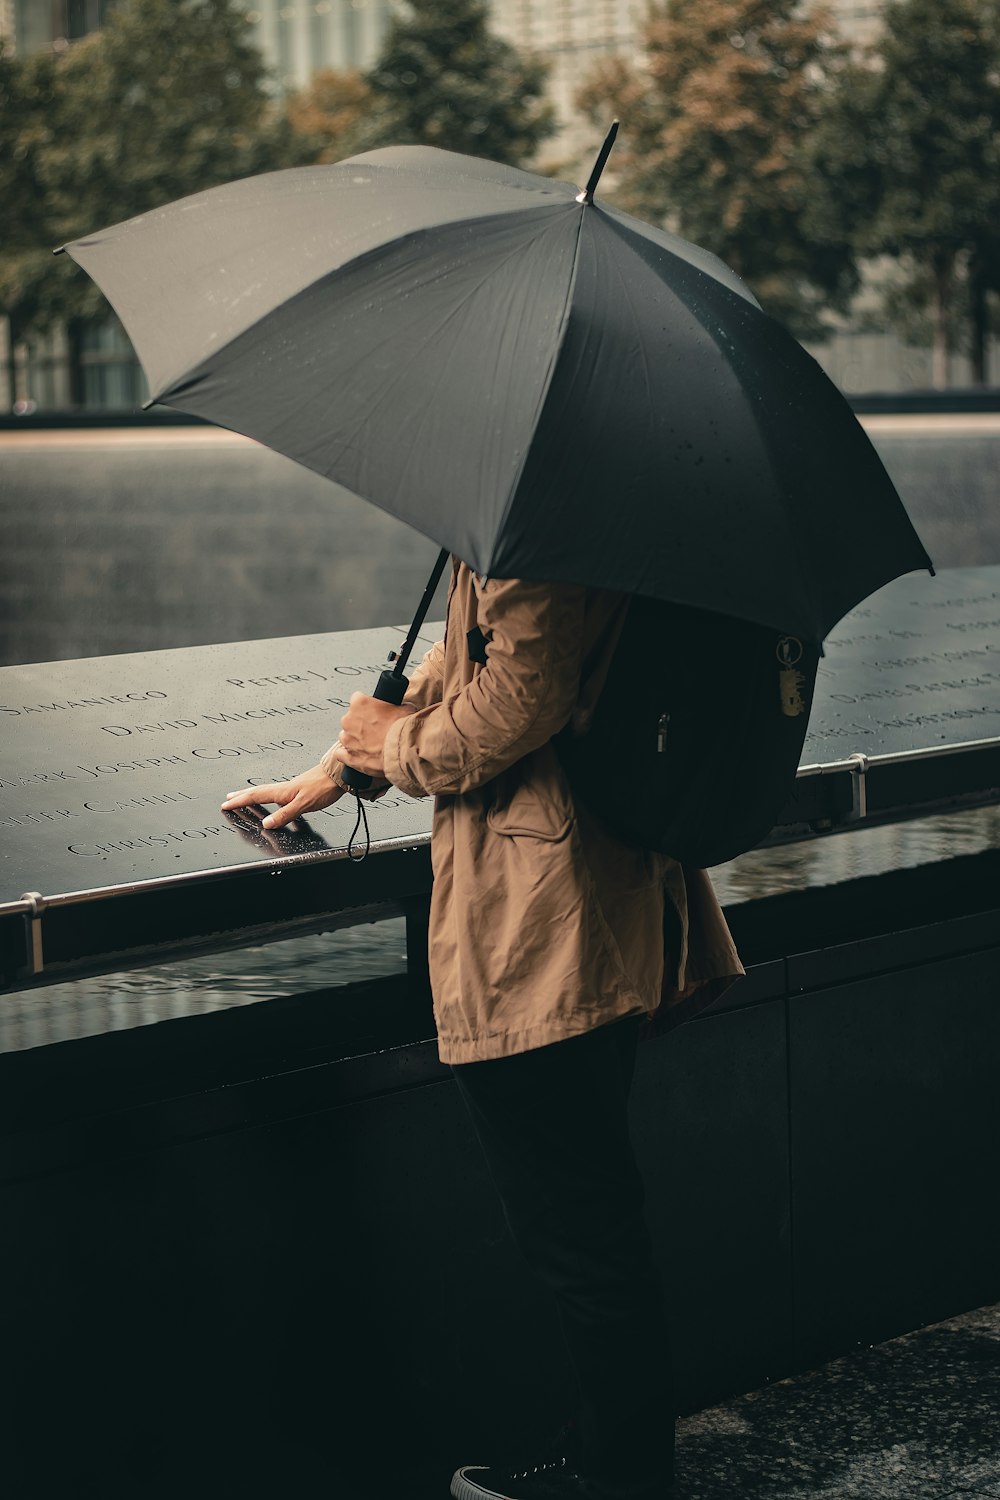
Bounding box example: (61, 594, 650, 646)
(555, 594, 820, 868)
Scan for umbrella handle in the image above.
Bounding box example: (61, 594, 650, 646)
(339, 668, 410, 792)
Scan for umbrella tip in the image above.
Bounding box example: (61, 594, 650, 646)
(576, 120, 619, 205)
(52, 245, 66, 256)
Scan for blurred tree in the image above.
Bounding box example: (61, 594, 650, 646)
(284, 67, 374, 163)
(808, 0, 1000, 386)
(0, 43, 51, 251)
(0, 43, 62, 396)
(0, 0, 313, 381)
(968, 244, 1000, 385)
(363, 0, 555, 165)
(575, 0, 858, 338)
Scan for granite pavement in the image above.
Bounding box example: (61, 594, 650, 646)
(673, 1302, 1000, 1499)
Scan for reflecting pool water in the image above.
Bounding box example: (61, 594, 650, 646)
(3, 804, 996, 1054)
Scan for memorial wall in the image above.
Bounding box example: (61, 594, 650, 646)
(804, 563, 1000, 756)
(1, 566, 998, 1463)
(0, 624, 438, 906)
(1, 564, 998, 924)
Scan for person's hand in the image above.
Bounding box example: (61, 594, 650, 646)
(336, 693, 413, 778)
(220, 762, 344, 830)
(223, 799, 331, 856)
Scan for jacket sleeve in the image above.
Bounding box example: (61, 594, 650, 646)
(318, 637, 445, 789)
(382, 576, 586, 799)
(402, 638, 446, 711)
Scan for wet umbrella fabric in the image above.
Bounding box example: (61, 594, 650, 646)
(62, 144, 930, 645)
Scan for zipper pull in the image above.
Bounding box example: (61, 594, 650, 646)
(656, 713, 670, 753)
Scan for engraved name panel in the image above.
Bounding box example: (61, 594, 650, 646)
(2, 565, 998, 906)
(0, 626, 439, 905)
(803, 563, 1000, 762)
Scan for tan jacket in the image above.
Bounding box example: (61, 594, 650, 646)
(328, 562, 743, 1064)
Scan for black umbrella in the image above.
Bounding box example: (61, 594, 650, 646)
(59, 126, 931, 656)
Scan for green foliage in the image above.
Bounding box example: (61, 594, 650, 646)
(0, 42, 54, 249)
(272, 0, 560, 169)
(284, 67, 374, 163)
(576, 0, 858, 338)
(363, 0, 555, 165)
(0, 43, 65, 336)
(0, 0, 313, 340)
(863, 0, 1000, 258)
(807, 0, 1000, 380)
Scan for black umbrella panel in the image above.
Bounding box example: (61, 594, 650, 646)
(59, 132, 931, 649)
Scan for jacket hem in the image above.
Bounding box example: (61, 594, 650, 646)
(436, 997, 649, 1066)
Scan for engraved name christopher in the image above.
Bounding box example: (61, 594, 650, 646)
(67, 825, 235, 858)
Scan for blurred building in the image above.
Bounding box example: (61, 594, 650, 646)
(2, 0, 111, 52)
(241, 0, 392, 89)
(0, 0, 392, 69)
(831, 0, 885, 47)
(489, 0, 641, 172)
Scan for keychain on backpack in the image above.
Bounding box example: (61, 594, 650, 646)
(777, 636, 807, 717)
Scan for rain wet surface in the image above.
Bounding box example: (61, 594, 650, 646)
(2, 804, 996, 1053)
(0, 916, 408, 1052)
(671, 1303, 1000, 1500)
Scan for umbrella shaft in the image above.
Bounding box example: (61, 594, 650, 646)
(392, 547, 450, 678)
(340, 547, 450, 792)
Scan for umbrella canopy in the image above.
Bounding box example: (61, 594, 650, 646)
(62, 140, 931, 645)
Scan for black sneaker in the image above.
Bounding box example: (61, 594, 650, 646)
(450, 1460, 669, 1500)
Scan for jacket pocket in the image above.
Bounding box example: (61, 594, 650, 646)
(486, 750, 573, 842)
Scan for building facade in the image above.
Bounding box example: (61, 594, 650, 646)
(242, 0, 392, 89)
(489, 0, 642, 169)
(4, 0, 111, 52)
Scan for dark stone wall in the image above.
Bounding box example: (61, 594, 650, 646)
(2, 854, 998, 1500)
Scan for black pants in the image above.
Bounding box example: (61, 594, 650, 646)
(451, 1016, 675, 1487)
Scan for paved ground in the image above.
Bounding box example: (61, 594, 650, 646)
(673, 1302, 999, 1499)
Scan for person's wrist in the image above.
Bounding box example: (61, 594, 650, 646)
(319, 746, 342, 783)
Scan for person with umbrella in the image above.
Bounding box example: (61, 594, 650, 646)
(63, 128, 930, 1498)
(222, 558, 745, 1500)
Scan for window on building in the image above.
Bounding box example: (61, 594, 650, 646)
(66, 0, 112, 41)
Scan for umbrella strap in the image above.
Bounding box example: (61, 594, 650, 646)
(346, 794, 371, 863)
